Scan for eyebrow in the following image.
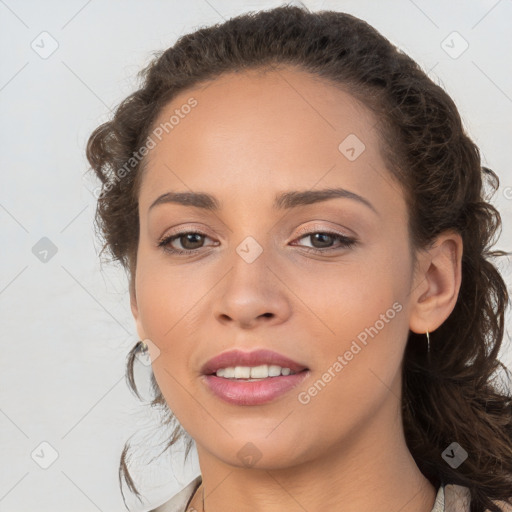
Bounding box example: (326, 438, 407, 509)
(148, 187, 378, 215)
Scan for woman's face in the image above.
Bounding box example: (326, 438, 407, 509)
(131, 66, 421, 469)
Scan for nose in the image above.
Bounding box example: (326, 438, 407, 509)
(213, 253, 292, 330)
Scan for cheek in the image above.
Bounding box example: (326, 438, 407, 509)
(135, 255, 207, 339)
(297, 244, 409, 339)
(291, 266, 409, 453)
(134, 259, 212, 410)
(301, 243, 411, 391)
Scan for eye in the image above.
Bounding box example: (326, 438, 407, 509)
(157, 231, 216, 255)
(291, 229, 357, 254)
(157, 228, 357, 256)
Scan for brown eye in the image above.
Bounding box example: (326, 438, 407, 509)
(293, 230, 356, 253)
(158, 231, 214, 255)
(307, 232, 336, 249)
(175, 233, 205, 250)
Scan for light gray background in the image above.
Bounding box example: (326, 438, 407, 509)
(1, 0, 511, 511)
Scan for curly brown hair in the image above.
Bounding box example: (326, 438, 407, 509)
(85, 5, 512, 511)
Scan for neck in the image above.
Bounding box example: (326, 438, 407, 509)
(191, 387, 437, 512)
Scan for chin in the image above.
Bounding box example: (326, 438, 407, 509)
(201, 433, 314, 470)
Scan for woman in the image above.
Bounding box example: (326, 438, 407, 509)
(85, 5, 512, 512)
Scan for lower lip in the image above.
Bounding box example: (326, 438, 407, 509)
(202, 371, 310, 406)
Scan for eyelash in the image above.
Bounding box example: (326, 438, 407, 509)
(157, 228, 357, 256)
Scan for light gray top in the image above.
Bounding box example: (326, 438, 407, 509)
(149, 476, 473, 512)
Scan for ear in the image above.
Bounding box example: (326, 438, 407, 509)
(130, 286, 147, 341)
(409, 229, 463, 334)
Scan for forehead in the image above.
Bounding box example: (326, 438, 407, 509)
(138, 66, 402, 219)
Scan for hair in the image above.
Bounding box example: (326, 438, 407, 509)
(85, 4, 512, 511)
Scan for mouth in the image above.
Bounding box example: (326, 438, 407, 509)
(200, 349, 310, 406)
(202, 369, 311, 406)
(205, 365, 308, 380)
(200, 348, 309, 377)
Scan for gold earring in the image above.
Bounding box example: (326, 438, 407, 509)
(138, 339, 148, 354)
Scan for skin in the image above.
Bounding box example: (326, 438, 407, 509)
(130, 66, 463, 512)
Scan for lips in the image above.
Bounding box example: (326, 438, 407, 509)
(200, 348, 309, 375)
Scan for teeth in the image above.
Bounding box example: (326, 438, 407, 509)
(234, 366, 251, 378)
(223, 367, 235, 378)
(215, 364, 297, 379)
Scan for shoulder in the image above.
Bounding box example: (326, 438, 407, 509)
(444, 483, 512, 512)
(444, 483, 471, 511)
(149, 475, 202, 512)
(490, 499, 512, 512)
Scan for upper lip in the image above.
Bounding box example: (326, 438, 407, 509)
(201, 349, 309, 375)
